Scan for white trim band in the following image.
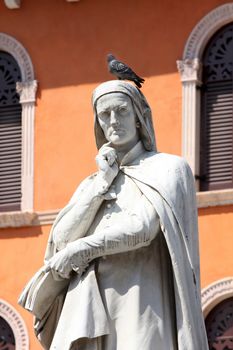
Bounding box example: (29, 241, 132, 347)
(202, 277, 233, 317)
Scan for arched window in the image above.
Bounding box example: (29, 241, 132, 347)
(200, 23, 233, 191)
(0, 51, 22, 212)
(177, 4, 233, 206)
(205, 297, 233, 349)
(0, 32, 37, 215)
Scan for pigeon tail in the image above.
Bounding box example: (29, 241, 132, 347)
(134, 80, 142, 88)
(135, 75, 145, 83)
(134, 75, 145, 88)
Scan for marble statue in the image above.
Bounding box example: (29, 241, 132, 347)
(19, 80, 208, 350)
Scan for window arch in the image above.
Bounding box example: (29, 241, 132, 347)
(177, 4, 233, 205)
(0, 33, 37, 212)
(0, 299, 29, 350)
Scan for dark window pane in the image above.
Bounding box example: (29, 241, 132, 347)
(0, 51, 22, 211)
(0, 316, 15, 350)
(200, 23, 233, 191)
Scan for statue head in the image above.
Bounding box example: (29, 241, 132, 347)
(92, 81, 157, 152)
(95, 92, 140, 151)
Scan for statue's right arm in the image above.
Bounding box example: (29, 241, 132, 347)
(52, 145, 119, 250)
(52, 174, 110, 250)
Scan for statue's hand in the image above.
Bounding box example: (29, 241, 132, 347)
(95, 144, 118, 192)
(45, 245, 89, 280)
(45, 248, 73, 280)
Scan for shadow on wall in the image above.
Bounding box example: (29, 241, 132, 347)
(198, 205, 233, 217)
(0, 226, 43, 239)
(0, 0, 224, 88)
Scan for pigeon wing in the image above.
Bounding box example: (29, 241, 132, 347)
(108, 57, 144, 87)
(110, 60, 134, 76)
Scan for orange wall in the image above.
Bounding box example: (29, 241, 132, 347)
(199, 206, 233, 288)
(0, 225, 50, 350)
(34, 74, 182, 210)
(0, 0, 229, 210)
(0, 0, 233, 348)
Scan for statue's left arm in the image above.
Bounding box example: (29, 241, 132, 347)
(46, 192, 160, 278)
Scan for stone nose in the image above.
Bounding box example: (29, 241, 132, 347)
(110, 110, 120, 125)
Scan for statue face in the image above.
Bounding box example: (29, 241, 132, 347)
(96, 93, 139, 149)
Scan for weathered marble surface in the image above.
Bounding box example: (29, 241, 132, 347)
(19, 81, 208, 350)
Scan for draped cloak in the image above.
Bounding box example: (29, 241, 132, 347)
(18, 81, 208, 350)
(19, 150, 208, 350)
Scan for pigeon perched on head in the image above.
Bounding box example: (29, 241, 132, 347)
(107, 54, 145, 88)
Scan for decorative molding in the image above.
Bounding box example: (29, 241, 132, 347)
(4, 0, 20, 9)
(0, 209, 59, 228)
(0, 33, 34, 82)
(177, 3, 233, 188)
(176, 61, 201, 177)
(183, 3, 233, 60)
(33, 209, 59, 226)
(197, 189, 233, 208)
(0, 299, 29, 350)
(0, 211, 36, 228)
(202, 278, 233, 317)
(16, 80, 37, 104)
(16, 80, 38, 211)
(177, 58, 202, 83)
(21, 100, 36, 211)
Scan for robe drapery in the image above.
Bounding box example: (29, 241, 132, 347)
(19, 146, 208, 350)
(50, 142, 178, 350)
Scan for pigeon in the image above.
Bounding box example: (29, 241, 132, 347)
(107, 54, 145, 88)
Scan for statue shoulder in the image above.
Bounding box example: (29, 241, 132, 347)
(143, 152, 192, 175)
(69, 172, 98, 204)
(136, 152, 195, 192)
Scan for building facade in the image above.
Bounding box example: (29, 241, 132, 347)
(0, 1, 233, 349)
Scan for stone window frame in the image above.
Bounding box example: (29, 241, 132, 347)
(0, 299, 29, 349)
(177, 3, 233, 207)
(0, 32, 37, 212)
